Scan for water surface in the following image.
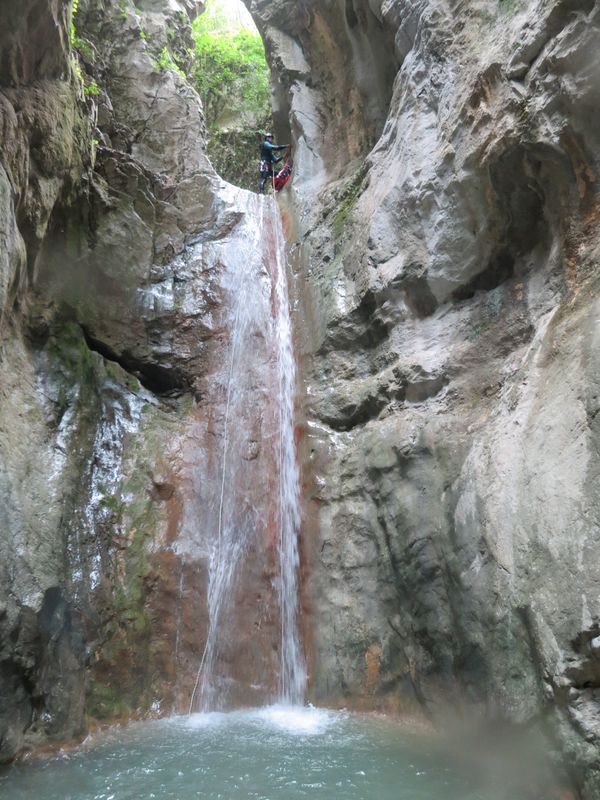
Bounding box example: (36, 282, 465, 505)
(1, 706, 529, 800)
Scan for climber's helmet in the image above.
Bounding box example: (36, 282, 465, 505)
(265, 132, 274, 140)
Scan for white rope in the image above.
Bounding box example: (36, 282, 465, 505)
(188, 245, 247, 716)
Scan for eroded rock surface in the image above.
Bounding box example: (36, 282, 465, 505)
(0, 0, 284, 762)
(4, 0, 600, 794)
(246, 0, 600, 794)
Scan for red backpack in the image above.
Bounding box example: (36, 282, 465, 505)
(273, 162, 292, 191)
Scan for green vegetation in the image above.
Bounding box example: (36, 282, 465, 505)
(70, 0, 94, 63)
(207, 124, 271, 191)
(155, 45, 186, 78)
(189, 1, 272, 189)
(48, 323, 96, 389)
(333, 163, 369, 239)
(74, 35, 95, 62)
(191, 1, 270, 125)
(70, 0, 80, 46)
(71, 0, 101, 99)
(46, 322, 100, 425)
(84, 79, 101, 97)
(87, 682, 132, 721)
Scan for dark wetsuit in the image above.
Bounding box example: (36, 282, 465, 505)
(259, 139, 287, 193)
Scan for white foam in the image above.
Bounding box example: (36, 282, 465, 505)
(252, 704, 337, 736)
(182, 704, 342, 737)
(185, 711, 227, 730)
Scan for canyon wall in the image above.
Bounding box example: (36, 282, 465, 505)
(3, 0, 600, 796)
(246, 0, 600, 794)
(0, 0, 289, 762)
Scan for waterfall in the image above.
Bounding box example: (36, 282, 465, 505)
(272, 201, 306, 705)
(188, 191, 306, 713)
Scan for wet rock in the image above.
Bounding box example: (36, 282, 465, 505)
(0, 0, 284, 763)
(245, 0, 400, 192)
(3, 0, 600, 795)
(248, 0, 600, 793)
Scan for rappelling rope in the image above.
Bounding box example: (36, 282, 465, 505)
(187, 235, 250, 716)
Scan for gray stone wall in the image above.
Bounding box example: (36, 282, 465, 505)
(245, 0, 600, 795)
(0, 0, 250, 761)
(3, 0, 600, 795)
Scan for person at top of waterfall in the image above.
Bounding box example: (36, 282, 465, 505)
(259, 132, 289, 194)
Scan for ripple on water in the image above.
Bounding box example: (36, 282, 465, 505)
(0, 708, 537, 800)
(185, 711, 229, 730)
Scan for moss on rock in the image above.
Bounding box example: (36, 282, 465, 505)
(207, 123, 272, 192)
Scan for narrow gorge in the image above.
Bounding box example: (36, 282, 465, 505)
(1, 0, 600, 797)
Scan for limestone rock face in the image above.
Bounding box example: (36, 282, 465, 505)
(247, 0, 600, 793)
(246, 0, 399, 192)
(0, 0, 281, 763)
(0, 0, 93, 759)
(4, 0, 600, 793)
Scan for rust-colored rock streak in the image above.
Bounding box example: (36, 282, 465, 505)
(180, 189, 305, 712)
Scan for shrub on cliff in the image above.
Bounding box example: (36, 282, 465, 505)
(191, 4, 269, 130)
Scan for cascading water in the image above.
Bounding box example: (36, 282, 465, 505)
(188, 191, 305, 713)
(270, 208, 306, 705)
(270, 200, 306, 705)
